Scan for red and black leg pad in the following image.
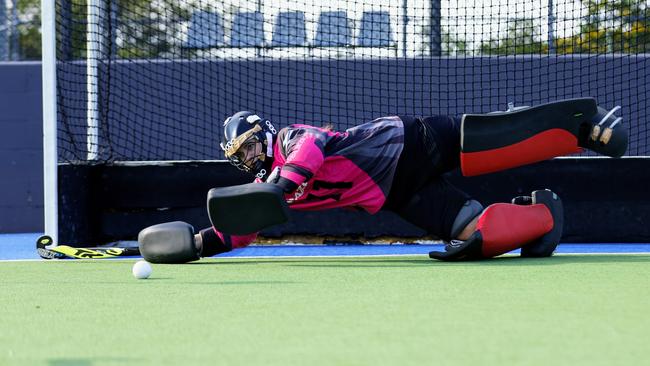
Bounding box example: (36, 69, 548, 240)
(510, 190, 564, 257)
(207, 182, 290, 235)
(461, 98, 597, 176)
(429, 192, 560, 261)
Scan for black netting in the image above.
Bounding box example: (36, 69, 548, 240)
(55, 0, 650, 162)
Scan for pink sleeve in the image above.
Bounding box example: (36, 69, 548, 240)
(282, 132, 325, 185)
(215, 229, 258, 249)
(230, 233, 257, 248)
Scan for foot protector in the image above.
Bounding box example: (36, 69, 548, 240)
(579, 106, 628, 158)
(428, 233, 484, 261)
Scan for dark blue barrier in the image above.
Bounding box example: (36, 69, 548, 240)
(0, 62, 43, 232)
(58, 158, 650, 244)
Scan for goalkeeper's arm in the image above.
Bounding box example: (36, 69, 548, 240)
(138, 221, 257, 263)
(196, 226, 257, 257)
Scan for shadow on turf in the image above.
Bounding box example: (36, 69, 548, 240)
(93, 280, 299, 286)
(8, 277, 299, 286)
(198, 255, 650, 268)
(171, 280, 300, 285)
(48, 357, 136, 365)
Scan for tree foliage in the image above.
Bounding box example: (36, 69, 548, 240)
(477, 0, 649, 55)
(113, 0, 191, 59)
(8, 0, 41, 59)
(555, 0, 650, 53)
(479, 19, 548, 55)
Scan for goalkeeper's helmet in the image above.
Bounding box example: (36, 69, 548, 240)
(221, 111, 278, 178)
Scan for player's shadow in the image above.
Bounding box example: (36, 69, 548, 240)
(127, 277, 299, 285)
(48, 357, 138, 365)
(173, 280, 300, 285)
(198, 259, 431, 266)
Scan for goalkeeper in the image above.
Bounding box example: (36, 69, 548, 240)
(139, 98, 627, 262)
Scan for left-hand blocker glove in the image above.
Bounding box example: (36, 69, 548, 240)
(207, 182, 290, 235)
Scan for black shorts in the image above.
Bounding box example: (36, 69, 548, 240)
(384, 115, 471, 241)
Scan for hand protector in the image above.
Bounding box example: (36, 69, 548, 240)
(138, 221, 201, 263)
(207, 182, 290, 235)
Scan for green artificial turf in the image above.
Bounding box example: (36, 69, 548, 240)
(1, 255, 649, 366)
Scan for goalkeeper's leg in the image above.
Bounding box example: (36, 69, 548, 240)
(429, 189, 563, 261)
(412, 98, 627, 180)
(392, 179, 563, 260)
(459, 98, 628, 176)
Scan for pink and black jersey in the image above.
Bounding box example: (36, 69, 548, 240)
(271, 116, 405, 214)
(208, 114, 467, 253)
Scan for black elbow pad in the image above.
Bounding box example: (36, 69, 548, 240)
(274, 176, 299, 193)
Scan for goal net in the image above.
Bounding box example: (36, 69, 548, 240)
(43, 0, 650, 243)
(51, 0, 650, 161)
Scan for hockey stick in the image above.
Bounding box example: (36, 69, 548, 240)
(36, 235, 140, 260)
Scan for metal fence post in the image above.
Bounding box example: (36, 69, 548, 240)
(0, 0, 7, 60)
(10, 0, 19, 59)
(548, 0, 555, 54)
(430, 0, 441, 56)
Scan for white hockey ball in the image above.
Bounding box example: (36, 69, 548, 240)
(132, 260, 152, 279)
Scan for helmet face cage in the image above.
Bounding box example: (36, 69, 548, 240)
(230, 139, 264, 173)
(221, 112, 278, 175)
(221, 124, 265, 173)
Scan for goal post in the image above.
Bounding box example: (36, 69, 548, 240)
(42, 0, 108, 245)
(86, 0, 104, 161)
(41, 0, 58, 245)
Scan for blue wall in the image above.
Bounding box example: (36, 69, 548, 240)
(0, 62, 42, 232)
